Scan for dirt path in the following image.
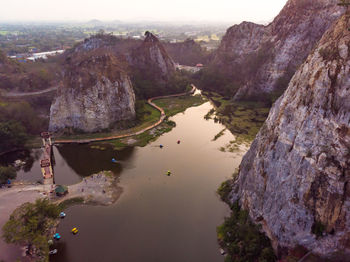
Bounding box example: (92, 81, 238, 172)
(1, 85, 58, 98)
(54, 84, 196, 144)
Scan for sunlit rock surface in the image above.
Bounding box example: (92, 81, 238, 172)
(231, 13, 350, 258)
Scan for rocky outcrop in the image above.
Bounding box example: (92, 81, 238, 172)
(230, 13, 350, 258)
(129, 31, 176, 81)
(49, 31, 177, 132)
(163, 39, 209, 66)
(49, 50, 135, 133)
(215, 0, 344, 100)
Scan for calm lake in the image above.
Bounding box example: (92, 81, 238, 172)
(3, 101, 246, 262)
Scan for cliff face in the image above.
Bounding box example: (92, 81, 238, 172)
(49, 32, 176, 132)
(49, 50, 135, 133)
(231, 13, 350, 257)
(215, 0, 343, 100)
(129, 31, 176, 81)
(163, 39, 209, 66)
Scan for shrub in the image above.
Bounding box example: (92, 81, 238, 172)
(0, 166, 16, 184)
(2, 199, 61, 261)
(217, 201, 276, 262)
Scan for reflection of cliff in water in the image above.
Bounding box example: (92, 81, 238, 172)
(56, 144, 135, 177)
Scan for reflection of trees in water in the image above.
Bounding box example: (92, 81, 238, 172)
(23, 149, 42, 172)
(56, 144, 135, 177)
(0, 149, 42, 172)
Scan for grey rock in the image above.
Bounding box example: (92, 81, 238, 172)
(231, 13, 350, 258)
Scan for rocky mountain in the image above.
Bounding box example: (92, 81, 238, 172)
(49, 49, 135, 133)
(49, 31, 177, 132)
(128, 31, 176, 81)
(230, 12, 350, 259)
(213, 0, 344, 100)
(163, 39, 209, 66)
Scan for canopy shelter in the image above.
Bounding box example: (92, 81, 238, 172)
(55, 185, 68, 196)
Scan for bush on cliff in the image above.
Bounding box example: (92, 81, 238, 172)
(217, 201, 276, 262)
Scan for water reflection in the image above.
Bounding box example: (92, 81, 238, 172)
(56, 145, 135, 178)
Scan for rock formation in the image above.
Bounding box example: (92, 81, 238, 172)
(214, 0, 344, 100)
(163, 39, 208, 66)
(49, 31, 177, 132)
(129, 31, 176, 81)
(49, 50, 135, 133)
(230, 13, 350, 258)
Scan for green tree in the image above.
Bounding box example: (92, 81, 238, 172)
(0, 121, 28, 153)
(0, 166, 16, 184)
(2, 199, 61, 261)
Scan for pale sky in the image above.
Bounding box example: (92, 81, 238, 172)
(0, 0, 288, 23)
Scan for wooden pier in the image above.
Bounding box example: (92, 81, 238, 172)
(40, 132, 54, 185)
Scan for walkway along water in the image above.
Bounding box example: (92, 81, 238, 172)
(53, 84, 197, 144)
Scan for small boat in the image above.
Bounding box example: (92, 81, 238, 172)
(49, 249, 58, 255)
(71, 227, 78, 234)
(59, 212, 66, 218)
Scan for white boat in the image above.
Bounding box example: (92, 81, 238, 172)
(49, 249, 58, 255)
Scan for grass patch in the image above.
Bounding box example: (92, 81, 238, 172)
(153, 95, 206, 116)
(56, 95, 204, 150)
(204, 92, 270, 148)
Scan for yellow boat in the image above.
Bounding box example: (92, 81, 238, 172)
(71, 228, 78, 234)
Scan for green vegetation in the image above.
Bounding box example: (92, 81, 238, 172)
(0, 165, 16, 184)
(2, 199, 61, 261)
(153, 94, 205, 116)
(0, 121, 28, 153)
(194, 41, 276, 102)
(217, 180, 233, 202)
(203, 92, 270, 150)
(59, 94, 204, 150)
(0, 100, 48, 153)
(217, 201, 276, 262)
(132, 70, 190, 99)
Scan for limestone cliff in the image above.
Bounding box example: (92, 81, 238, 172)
(214, 0, 343, 100)
(163, 39, 209, 66)
(49, 50, 135, 133)
(230, 13, 350, 258)
(129, 31, 176, 81)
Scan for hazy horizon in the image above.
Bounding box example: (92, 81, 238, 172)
(1, 0, 288, 24)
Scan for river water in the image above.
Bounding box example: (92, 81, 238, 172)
(3, 101, 246, 262)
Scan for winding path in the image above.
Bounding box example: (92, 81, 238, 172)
(1, 86, 58, 97)
(54, 85, 196, 144)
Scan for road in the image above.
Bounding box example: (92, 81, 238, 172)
(1, 86, 58, 98)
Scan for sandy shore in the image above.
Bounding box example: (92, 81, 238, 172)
(55, 171, 123, 206)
